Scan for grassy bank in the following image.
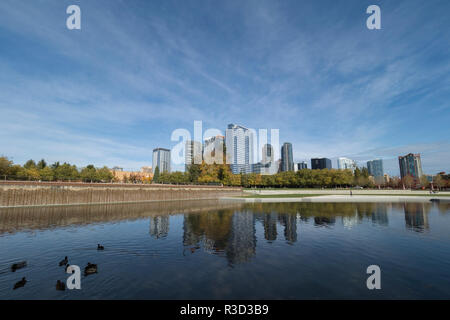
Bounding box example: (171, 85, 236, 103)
(240, 193, 450, 198)
(240, 194, 324, 198)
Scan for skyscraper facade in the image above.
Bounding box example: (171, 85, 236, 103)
(262, 144, 274, 165)
(367, 159, 384, 178)
(153, 148, 171, 173)
(253, 143, 278, 175)
(225, 124, 254, 174)
(337, 157, 357, 172)
(311, 158, 332, 170)
(398, 153, 423, 179)
(185, 140, 202, 170)
(203, 135, 224, 165)
(297, 161, 308, 170)
(281, 142, 294, 172)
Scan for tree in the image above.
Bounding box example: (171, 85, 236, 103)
(153, 166, 160, 183)
(402, 175, 415, 189)
(0, 156, 13, 177)
(434, 175, 445, 190)
(54, 163, 79, 181)
(420, 175, 430, 189)
(187, 164, 201, 183)
(37, 159, 47, 170)
(353, 167, 361, 186)
(20, 167, 40, 180)
(80, 165, 98, 182)
(97, 166, 113, 182)
(51, 162, 60, 170)
(24, 159, 37, 169)
(389, 176, 401, 189)
(39, 167, 54, 181)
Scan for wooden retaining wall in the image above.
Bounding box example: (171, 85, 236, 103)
(0, 183, 243, 207)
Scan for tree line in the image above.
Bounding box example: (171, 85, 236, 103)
(2, 156, 448, 189)
(152, 162, 415, 188)
(0, 157, 113, 182)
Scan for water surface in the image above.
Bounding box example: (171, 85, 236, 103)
(1, 200, 449, 299)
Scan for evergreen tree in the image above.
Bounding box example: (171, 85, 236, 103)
(37, 159, 47, 170)
(153, 166, 160, 183)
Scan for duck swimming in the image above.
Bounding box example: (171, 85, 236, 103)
(56, 280, 66, 291)
(13, 277, 27, 290)
(59, 256, 68, 267)
(84, 262, 97, 275)
(97, 244, 104, 250)
(11, 261, 27, 272)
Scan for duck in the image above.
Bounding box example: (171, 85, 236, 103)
(97, 244, 104, 250)
(84, 262, 98, 275)
(11, 261, 27, 272)
(56, 280, 66, 291)
(58, 256, 68, 267)
(13, 277, 27, 290)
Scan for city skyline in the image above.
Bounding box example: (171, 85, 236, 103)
(0, 0, 449, 176)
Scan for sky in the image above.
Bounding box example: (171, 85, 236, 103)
(0, 0, 449, 176)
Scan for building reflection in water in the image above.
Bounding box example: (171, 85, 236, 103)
(262, 212, 277, 242)
(371, 205, 389, 226)
(149, 216, 169, 239)
(314, 217, 336, 226)
(182, 208, 303, 265)
(277, 213, 297, 244)
(182, 209, 234, 255)
(404, 203, 430, 232)
(182, 209, 256, 265)
(226, 210, 256, 265)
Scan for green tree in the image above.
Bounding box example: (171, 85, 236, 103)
(37, 159, 47, 170)
(54, 163, 79, 181)
(39, 167, 54, 181)
(187, 164, 201, 183)
(97, 166, 113, 182)
(153, 166, 160, 183)
(80, 165, 98, 182)
(0, 156, 13, 177)
(20, 167, 40, 180)
(24, 159, 37, 169)
(51, 162, 60, 170)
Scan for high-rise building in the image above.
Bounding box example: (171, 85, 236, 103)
(203, 135, 224, 165)
(398, 153, 423, 180)
(296, 161, 308, 171)
(225, 124, 254, 174)
(251, 143, 278, 175)
(311, 158, 332, 170)
(262, 144, 274, 165)
(337, 157, 357, 172)
(153, 148, 171, 173)
(281, 142, 294, 172)
(367, 159, 384, 181)
(185, 140, 203, 170)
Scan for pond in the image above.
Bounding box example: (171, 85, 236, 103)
(1, 200, 449, 299)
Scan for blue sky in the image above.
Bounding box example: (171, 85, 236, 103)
(0, 0, 449, 175)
